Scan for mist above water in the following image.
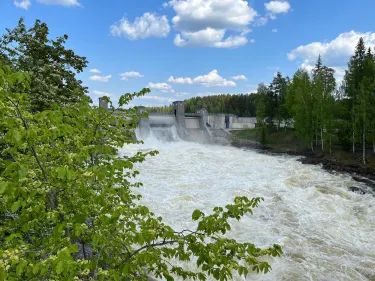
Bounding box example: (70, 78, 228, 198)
(121, 131, 375, 281)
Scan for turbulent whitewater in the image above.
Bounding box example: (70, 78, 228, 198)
(121, 128, 375, 281)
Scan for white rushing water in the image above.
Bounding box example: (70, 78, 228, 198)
(121, 128, 375, 281)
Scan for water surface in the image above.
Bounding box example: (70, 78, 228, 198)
(121, 130, 375, 281)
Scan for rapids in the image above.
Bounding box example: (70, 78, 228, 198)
(120, 127, 375, 281)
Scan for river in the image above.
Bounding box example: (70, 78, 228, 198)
(120, 128, 375, 281)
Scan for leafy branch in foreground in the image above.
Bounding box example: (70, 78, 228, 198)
(0, 63, 281, 280)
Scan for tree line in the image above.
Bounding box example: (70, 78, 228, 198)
(184, 94, 257, 117)
(255, 38, 375, 164)
(145, 105, 172, 113)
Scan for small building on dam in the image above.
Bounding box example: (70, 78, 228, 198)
(99, 98, 257, 143)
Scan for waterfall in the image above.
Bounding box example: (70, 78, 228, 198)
(136, 125, 180, 143)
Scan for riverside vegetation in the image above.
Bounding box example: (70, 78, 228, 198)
(181, 39, 375, 177)
(0, 19, 282, 280)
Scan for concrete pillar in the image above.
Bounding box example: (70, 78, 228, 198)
(136, 106, 150, 139)
(197, 108, 212, 142)
(172, 101, 187, 138)
(137, 106, 146, 115)
(99, 97, 108, 110)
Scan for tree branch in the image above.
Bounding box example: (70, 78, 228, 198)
(114, 240, 176, 269)
(7, 97, 48, 182)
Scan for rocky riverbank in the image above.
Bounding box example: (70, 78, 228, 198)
(228, 131, 375, 194)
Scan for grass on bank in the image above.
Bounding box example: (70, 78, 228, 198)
(230, 127, 375, 176)
(231, 127, 301, 153)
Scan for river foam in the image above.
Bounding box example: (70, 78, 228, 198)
(120, 135, 375, 281)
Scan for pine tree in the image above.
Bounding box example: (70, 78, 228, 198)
(269, 72, 289, 130)
(344, 37, 367, 153)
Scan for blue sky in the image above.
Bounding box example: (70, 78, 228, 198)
(1, 0, 375, 107)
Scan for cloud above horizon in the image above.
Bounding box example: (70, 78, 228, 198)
(13, 0, 31, 9)
(14, 0, 81, 9)
(288, 31, 375, 82)
(120, 71, 144, 80)
(89, 74, 112, 83)
(147, 82, 174, 92)
(110, 13, 170, 40)
(164, 0, 257, 48)
(255, 1, 291, 26)
(168, 70, 236, 87)
(232, 74, 248, 81)
(37, 0, 80, 6)
(89, 68, 101, 73)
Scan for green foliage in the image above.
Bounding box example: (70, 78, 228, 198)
(0, 63, 281, 280)
(0, 18, 89, 112)
(255, 83, 269, 127)
(311, 56, 337, 152)
(145, 105, 173, 114)
(343, 39, 375, 162)
(185, 94, 257, 117)
(286, 69, 315, 148)
(268, 72, 290, 128)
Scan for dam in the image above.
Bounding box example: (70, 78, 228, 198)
(98, 98, 257, 143)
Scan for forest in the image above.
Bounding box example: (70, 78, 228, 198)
(255, 38, 375, 165)
(184, 94, 258, 117)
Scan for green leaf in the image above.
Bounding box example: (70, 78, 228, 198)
(56, 261, 64, 275)
(11, 201, 21, 212)
(32, 265, 40, 274)
(16, 260, 26, 276)
(12, 130, 21, 143)
(0, 181, 7, 194)
(192, 210, 203, 221)
(198, 273, 206, 281)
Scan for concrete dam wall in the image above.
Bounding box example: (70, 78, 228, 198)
(98, 98, 257, 143)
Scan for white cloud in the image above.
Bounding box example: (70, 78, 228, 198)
(93, 90, 112, 97)
(255, 16, 268, 26)
(173, 28, 248, 48)
(168, 76, 193, 84)
(232, 75, 247, 81)
(110, 13, 171, 40)
(14, 0, 31, 9)
(288, 31, 375, 67)
(89, 75, 112, 83)
(272, 28, 278, 33)
(248, 88, 257, 94)
(120, 71, 144, 80)
(147, 82, 174, 92)
(265, 1, 291, 14)
(250, 39, 255, 43)
(168, 70, 236, 87)
(90, 68, 101, 73)
(288, 31, 375, 81)
(255, 1, 290, 25)
(166, 0, 257, 48)
(36, 0, 81, 6)
(191, 69, 236, 87)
